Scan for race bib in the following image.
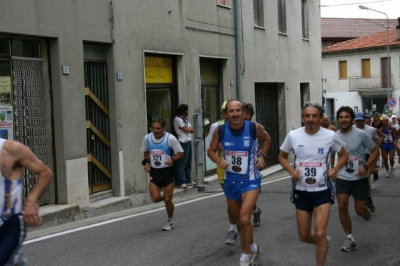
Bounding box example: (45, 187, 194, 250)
(225, 150, 248, 175)
(149, 150, 168, 168)
(385, 134, 393, 143)
(340, 156, 359, 175)
(298, 162, 323, 186)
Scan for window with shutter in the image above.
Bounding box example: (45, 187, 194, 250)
(362, 59, 371, 78)
(217, 0, 231, 6)
(339, 61, 347, 79)
(278, 0, 287, 33)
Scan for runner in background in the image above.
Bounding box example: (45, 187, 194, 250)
(243, 103, 271, 228)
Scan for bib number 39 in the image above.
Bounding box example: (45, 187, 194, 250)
(298, 162, 323, 186)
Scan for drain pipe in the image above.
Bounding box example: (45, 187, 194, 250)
(193, 112, 200, 184)
(234, 0, 242, 100)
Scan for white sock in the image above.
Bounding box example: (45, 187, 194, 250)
(347, 234, 355, 241)
(229, 224, 237, 232)
(250, 242, 258, 253)
(240, 253, 250, 262)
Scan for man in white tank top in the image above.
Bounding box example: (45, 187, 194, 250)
(0, 138, 53, 265)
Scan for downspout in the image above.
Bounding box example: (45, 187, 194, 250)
(234, 0, 242, 100)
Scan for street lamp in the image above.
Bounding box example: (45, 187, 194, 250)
(359, 5, 391, 103)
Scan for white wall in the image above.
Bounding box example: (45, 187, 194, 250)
(325, 92, 362, 114)
(322, 46, 400, 114)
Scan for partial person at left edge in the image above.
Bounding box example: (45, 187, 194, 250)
(0, 138, 53, 266)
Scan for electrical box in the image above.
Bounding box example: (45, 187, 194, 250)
(62, 66, 70, 75)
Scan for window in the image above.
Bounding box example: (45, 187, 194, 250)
(301, 0, 309, 39)
(217, 0, 230, 6)
(11, 39, 41, 58)
(0, 38, 10, 55)
(84, 45, 106, 60)
(362, 59, 371, 78)
(278, 0, 287, 33)
(0, 60, 11, 76)
(253, 0, 264, 27)
(339, 61, 347, 79)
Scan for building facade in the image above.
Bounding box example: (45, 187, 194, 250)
(0, 0, 321, 210)
(322, 25, 400, 120)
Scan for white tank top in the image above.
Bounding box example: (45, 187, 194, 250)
(0, 138, 23, 227)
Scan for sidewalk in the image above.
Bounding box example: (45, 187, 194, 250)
(31, 164, 287, 234)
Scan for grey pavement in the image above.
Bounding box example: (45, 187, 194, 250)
(25, 162, 400, 266)
(23, 162, 400, 265)
(28, 165, 286, 238)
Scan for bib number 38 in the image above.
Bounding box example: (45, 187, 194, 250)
(225, 150, 248, 175)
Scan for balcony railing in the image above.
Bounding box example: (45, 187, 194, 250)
(349, 75, 393, 91)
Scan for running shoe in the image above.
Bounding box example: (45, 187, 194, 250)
(373, 173, 379, 181)
(186, 181, 198, 186)
(363, 207, 371, 221)
(250, 246, 262, 266)
(341, 238, 357, 252)
(240, 260, 250, 266)
(162, 221, 174, 231)
(225, 229, 238, 245)
(178, 184, 188, 189)
(386, 171, 390, 178)
(366, 198, 375, 213)
(390, 168, 395, 177)
(252, 207, 262, 227)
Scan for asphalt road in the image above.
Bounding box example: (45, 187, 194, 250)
(24, 167, 400, 266)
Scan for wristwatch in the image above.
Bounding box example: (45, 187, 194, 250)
(261, 153, 268, 160)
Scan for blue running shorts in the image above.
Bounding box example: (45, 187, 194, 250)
(223, 178, 261, 202)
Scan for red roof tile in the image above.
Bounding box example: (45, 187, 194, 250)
(322, 18, 398, 39)
(322, 27, 400, 53)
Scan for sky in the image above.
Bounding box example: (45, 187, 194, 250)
(320, 0, 400, 19)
